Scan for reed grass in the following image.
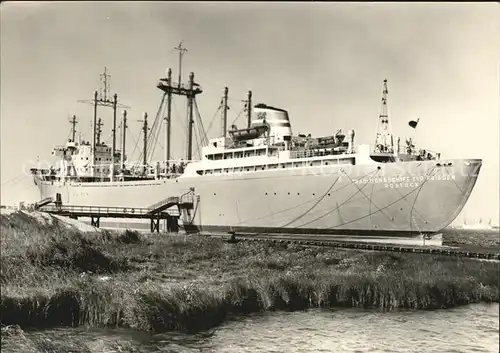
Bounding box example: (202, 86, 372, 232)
(0, 211, 498, 334)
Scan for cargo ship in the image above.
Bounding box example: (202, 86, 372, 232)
(30, 48, 481, 239)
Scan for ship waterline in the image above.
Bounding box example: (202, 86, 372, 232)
(35, 158, 481, 235)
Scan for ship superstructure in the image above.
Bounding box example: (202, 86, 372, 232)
(30, 46, 481, 237)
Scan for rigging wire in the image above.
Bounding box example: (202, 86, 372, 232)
(172, 98, 187, 131)
(1, 173, 28, 186)
(146, 93, 167, 162)
(136, 93, 166, 164)
(204, 102, 222, 135)
(193, 99, 208, 159)
(193, 99, 208, 147)
(229, 106, 245, 127)
(193, 119, 201, 160)
(129, 127, 142, 163)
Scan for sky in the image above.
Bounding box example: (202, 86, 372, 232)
(1, 2, 499, 225)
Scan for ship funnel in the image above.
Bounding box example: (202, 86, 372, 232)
(252, 104, 292, 143)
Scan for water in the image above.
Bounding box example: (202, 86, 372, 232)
(3, 304, 498, 353)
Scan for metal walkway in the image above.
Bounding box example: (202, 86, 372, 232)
(39, 204, 179, 233)
(146, 196, 180, 214)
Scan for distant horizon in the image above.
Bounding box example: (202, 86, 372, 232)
(1, 2, 498, 225)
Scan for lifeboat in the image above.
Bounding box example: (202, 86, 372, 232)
(229, 124, 269, 141)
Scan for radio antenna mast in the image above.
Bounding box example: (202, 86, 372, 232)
(174, 41, 188, 88)
(69, 115, 78, 141)
(374, 79, 394, 153)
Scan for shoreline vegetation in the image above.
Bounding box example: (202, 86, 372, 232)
(1, 211, 499, 337)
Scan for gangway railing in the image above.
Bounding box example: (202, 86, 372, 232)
(147, 196, 180, 215)
(38, 204, 179, 233)
(39, 204, 155, 216)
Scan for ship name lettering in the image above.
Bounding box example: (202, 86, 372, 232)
(354, 173, 456, 187)
(425, 174, 456, 181)
(384, 182, 419, 189)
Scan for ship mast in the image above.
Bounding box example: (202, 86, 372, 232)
(174, 42, 188, 90)
(157, 43, 203, 163)
(374, 79, 394, 153)
(221, 87, 229, 137)
(96, 117, 103, 145)
(246, 90, 253, 128)
(186, 72, 195, 161)
(78, 67, 130, 179)
(120, 110, 127, 172)
(69, 115, 78, 142)
(165, 68, 173, 165)
(140, 113, 148, 175)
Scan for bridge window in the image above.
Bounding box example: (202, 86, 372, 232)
(206, 154, 214, 160)
(234, 152, 243, 158)
(214, 169, 222, 174)
(223, 153, 233, 159)
(214, 154, 223, 160)
(244, 150, 255, 157)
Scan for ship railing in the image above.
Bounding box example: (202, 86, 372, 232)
(39, 204, 163, 216)
(394, 144, 441, 160)
(147, 196, 180, 213)
(290, 148, 348, 159)
(180, 193, 194, 205)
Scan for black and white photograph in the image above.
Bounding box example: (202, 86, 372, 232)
(1, 2, 499, 352)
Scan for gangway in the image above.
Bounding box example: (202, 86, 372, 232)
(146, 193, 195, 215)
(34, 197, 53, 210)
(38, 204, 179, 233)
(146, 196, 180, 215)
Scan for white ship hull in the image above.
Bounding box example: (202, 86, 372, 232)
(34, 158, 481, 236)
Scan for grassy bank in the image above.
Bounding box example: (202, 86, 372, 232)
(442, 228, 500, 250)
(1, 211, 499, 334)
